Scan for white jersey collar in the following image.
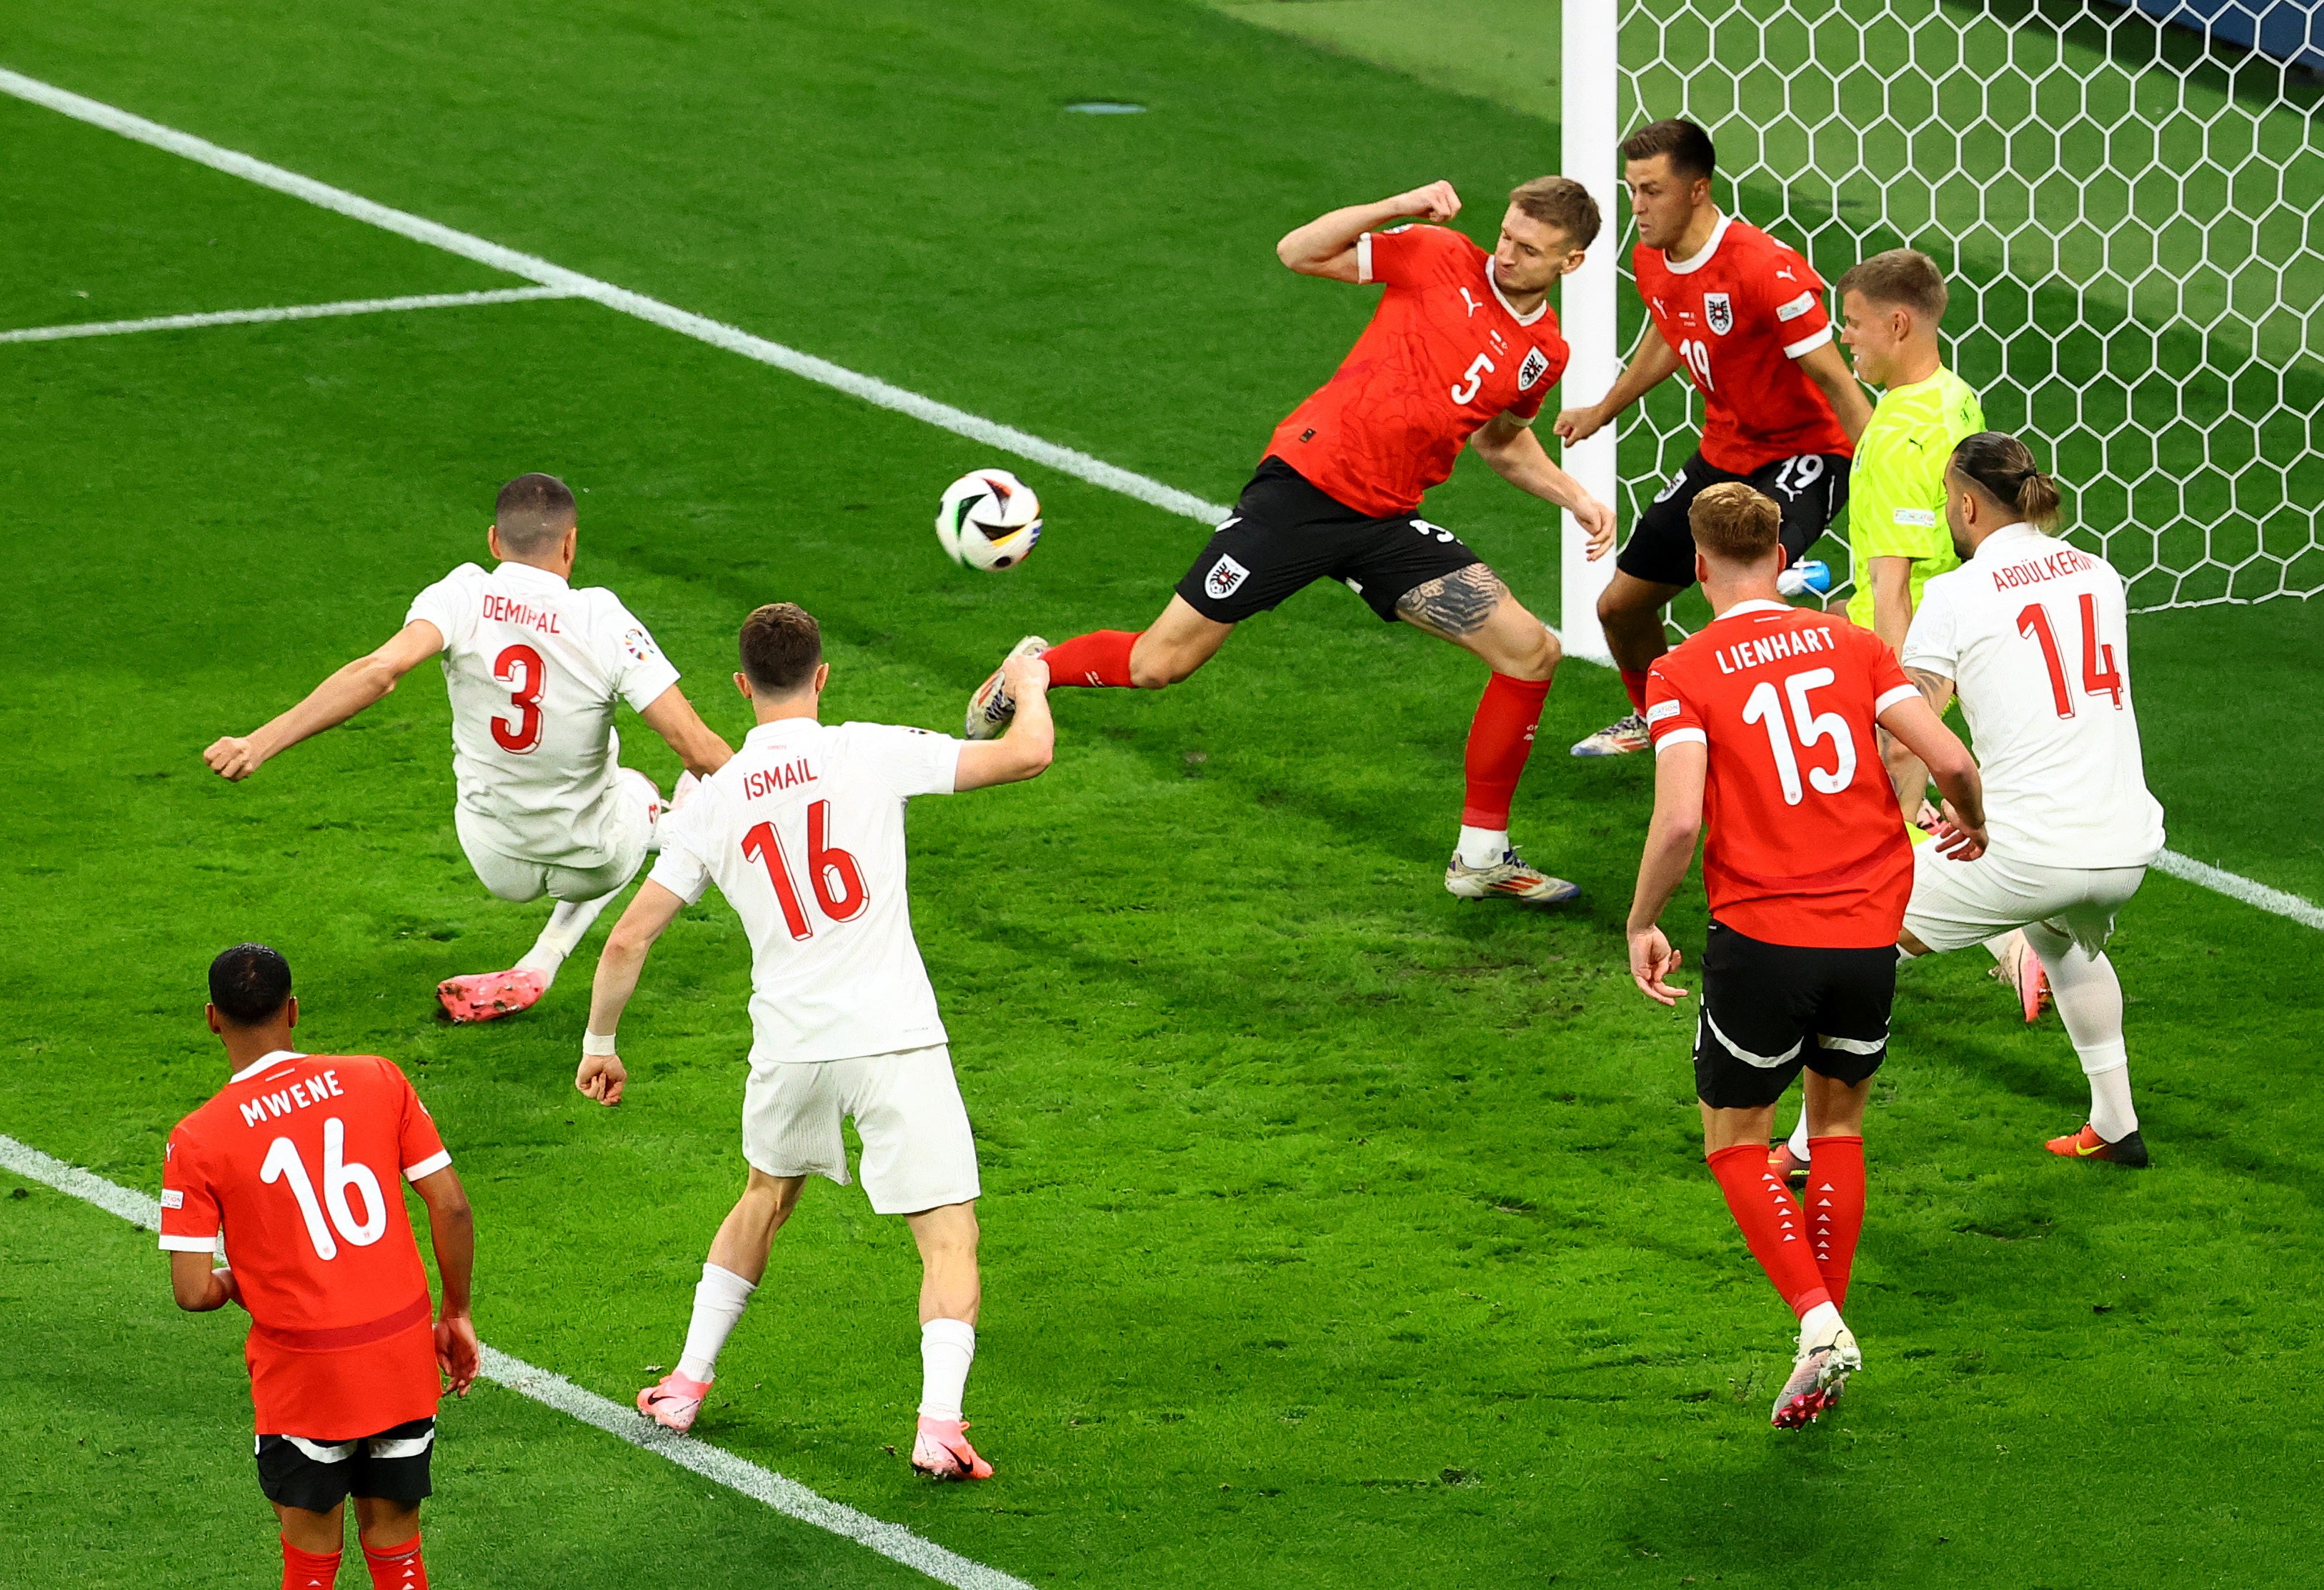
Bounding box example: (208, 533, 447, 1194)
(1662, 212, 1733, 277)
(493, 560, 571, 591)
(1484, 259, 1549, 326)
(1971, 522, 2037, 559)
(230, 1049, 304, 1084)
(1717, 598, 1792, 618)
(744, 716, 822, 749)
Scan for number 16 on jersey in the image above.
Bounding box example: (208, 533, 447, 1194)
(742, 801, 868, 941)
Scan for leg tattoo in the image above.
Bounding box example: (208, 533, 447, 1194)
(1397, 564, 1505, 638)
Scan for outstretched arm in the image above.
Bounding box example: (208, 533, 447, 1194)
(203, 620, 445, 781)
(637, 684, 735, 779)
(1277, 182, 1460, 282)
(410, 1165, 477, 1396)
(1469, 412, 1617, 558)
(1554, 331, 1682, 445)
(576, 879, 689, 1106)
(1877, 693, 1985, 858)
(1627, 740, 1705, 1005)
(955, 651, 1055, 791)
(1796, 340, 1874, 444)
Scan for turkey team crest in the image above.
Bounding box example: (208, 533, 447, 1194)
(1703, 291, 1734, 336)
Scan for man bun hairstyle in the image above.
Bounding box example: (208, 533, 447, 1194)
(494, 472, 578, 556)
(1950, 431, 2062, 532)
(1688, 481, 1782, 564)
(1510, 175, 1602, 250)
(1621, 118, 1717, 184)
(209, 943, 293, 1027)
(739, 602, 823, 694)
(1837, 248, 1949, 323)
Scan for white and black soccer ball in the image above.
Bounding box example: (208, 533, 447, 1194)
(935, 469, 1042, 571)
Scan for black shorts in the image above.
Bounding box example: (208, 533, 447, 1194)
(256, 1417, 435, 1513)
(1617, 449, 1852, 589)
(1175, 456, 1484, 624)
(1692, 921, 1894, 1110)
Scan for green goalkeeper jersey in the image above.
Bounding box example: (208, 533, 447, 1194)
(1845, 366, 1985, 631)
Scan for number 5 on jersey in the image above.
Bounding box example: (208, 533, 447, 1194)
(743, 802, 869, 941)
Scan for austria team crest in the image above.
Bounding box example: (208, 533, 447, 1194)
(1518, 347, 1549, 390)
(1703, 292, 1734, 336)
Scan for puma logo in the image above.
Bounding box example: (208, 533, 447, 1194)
(1460, 288, 1482, 317)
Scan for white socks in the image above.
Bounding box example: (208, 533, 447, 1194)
(2024, 925, 2138, 1140)
(677, 1262, 757, 1385)
(917, 1318, 977, 1421)
(515, 892, 617, 986)
(1799, 1300, 1842, 1341)
(1457, 826, 1510, 869)
(1786, 1111, 1812, 1161)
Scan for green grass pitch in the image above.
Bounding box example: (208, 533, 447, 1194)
(4, 2, 2323, 1586)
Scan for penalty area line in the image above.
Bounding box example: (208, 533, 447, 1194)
(0, 64, 1231, 527)
(0, 286, 579, 344)
(0, 1131, 1035, 1590)
(2154, 850, 2324, 932)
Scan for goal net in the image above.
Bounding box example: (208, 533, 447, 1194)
(1596, 0, 2323, 625)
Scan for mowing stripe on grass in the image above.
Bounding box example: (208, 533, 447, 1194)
(0, 1130, 1035, 1590)
(0, 286, 578, 344)
(0, 64, 1231, 528)
(2154, 851, 2324, 931)
(3, 66, 2317, 941)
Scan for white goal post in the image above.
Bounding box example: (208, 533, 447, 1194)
(1558, 0, 2324, 654)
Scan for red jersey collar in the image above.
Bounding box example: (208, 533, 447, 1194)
(229, 1048, 304, 1085)
(1660, 213, 1734, 277)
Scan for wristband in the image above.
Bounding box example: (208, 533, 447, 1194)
(582, 1030, 619, 1056)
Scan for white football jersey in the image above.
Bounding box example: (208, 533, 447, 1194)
(648, 716, 963, 1064)
(1902, 524, 2165, 869)
(407, 561, 680, 867)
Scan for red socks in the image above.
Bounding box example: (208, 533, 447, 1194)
(364, 1533, 429, 1589)
(281, 1540, 341, 1590)
(1461, 673, 1552, 828)
(1706, 1144, 1832, 1318)
(1805, 1135, 1867, 1310)
(1620, 668, 1651, 714)
(1040, 630, 1139, 688)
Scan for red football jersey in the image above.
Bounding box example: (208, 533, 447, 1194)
(1645, 600, 1918, 948)
(1266, 224, 1571, 519)
(161, 1051, 449, 1439)
(1632, 216, 1852, 474)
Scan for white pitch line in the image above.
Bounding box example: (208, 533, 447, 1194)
(0, 1131, 1034, 1590)
(2154, 850, 2324, 931)
(0, 286, 577, 344)
(5, 64, 2319, 941)
(0, 65, 1231, 527)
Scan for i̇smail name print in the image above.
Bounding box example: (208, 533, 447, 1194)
(1712, 623, 1838, 676)
(480, 593, 564, 634)
(743, 757, 819, 800)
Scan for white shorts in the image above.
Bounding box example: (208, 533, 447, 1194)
(1903, 842, 2147, 959)
(742, 1045, 980, 1216)
(457, 768, 654, 905)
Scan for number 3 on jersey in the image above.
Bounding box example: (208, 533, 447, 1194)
(743, 802, 869, 941)
(2017, 594, 2124, 717)
(491, 643, 547, 753)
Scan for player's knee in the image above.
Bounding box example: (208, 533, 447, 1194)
(1127, 649, 1187, 690)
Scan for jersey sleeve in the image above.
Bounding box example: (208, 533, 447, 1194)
(1765, 249, 1835, 361)
(1848, 420, 1953, 565)
(601, 599, 684, 713)
(1899, 576, 1962, 681)
(405, 564, 482, 651)
(391, 1063, 452, 1182)
(1357, 224, 1462, 288)
(158, 1126, 220, 1254)
(646, 796, 716, 905)
(844, 722, 962, 799)
(1643, 663, 1707, 754)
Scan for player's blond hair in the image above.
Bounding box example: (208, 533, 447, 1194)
(1509, 176, 1602, 250)
(1688, 481, 1782, 564)
(1837, 249, 1948, 323)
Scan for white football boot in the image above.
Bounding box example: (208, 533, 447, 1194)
(963, 635, 1049, 741)
(1570, 711, 1651, 757)
(1770, 1316, 1861, 1429)
(1445, 849, 1580, 904)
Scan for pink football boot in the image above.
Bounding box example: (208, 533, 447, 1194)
(437, 969, 546, 1023)
(637, 1370, 712, 1434)
(910, 1416, 994, 1480)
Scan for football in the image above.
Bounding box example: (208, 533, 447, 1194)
(935, 469, 1042, 570)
